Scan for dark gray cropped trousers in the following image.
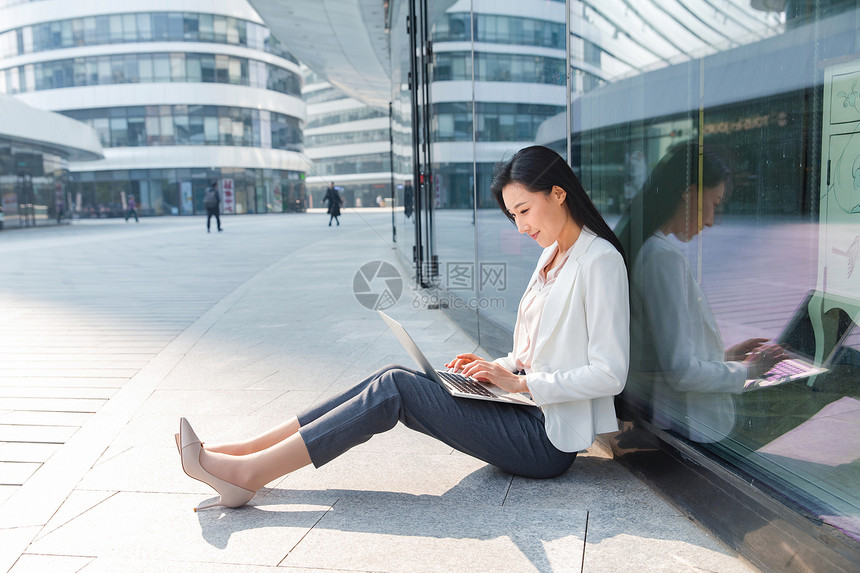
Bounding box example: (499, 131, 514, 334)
(296, 364, 576, 478)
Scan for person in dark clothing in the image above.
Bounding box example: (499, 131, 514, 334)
(403, 181, 414, 219)
(204, 182, 222, 233)
(125, 194, 139, 222)
(323, 182, 342, 226)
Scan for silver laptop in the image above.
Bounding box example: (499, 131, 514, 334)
(377, 310, 534, 406)
(745, 290, 857, 389)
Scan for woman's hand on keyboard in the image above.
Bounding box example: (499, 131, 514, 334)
(448, 354, 528, 394)
(742, 342, 789, 379)
(445, 353, 484, 373)
(725, 338, 769, 361)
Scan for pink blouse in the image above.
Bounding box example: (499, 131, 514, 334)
(513, 243, 575, 373)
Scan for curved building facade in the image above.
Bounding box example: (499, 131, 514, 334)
(0, 0, 308, 217)
(421, 1, 567, 211)
(302, 70, 392, 209)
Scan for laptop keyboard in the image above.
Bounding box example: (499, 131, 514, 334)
(763, 359, 808, 380)
(437, 371, 495, 397)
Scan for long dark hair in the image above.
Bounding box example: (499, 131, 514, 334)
(490, 145, 625, 262)
(616, 142, 732, 267)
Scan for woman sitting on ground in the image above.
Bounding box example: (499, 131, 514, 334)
(177, 145, 630, 511)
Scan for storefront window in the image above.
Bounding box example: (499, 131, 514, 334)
(67, 167, 305, 217)
(0, 140, 69, 228)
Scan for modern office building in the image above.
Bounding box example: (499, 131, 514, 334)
(0, 0, 308, 218)
(250, 1, 860, 571)
(0, 93, 103, 228)
(302, 70, 392, 209)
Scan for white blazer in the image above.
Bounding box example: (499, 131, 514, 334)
(630, 232, 746, 443)
(495, 228, 630, 452)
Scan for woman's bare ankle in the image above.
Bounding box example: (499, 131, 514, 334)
(199, 448, 258, 490)
(201, 418, 301, 457)
(203, 442, 248, 455)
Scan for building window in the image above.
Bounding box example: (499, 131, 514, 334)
(62, 105, 302, 151)
(0, 12, 297, 62)
(0, 52, 301, 96)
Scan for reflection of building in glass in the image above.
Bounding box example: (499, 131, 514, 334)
(302, 70, 392, 209)
(571, 1, 783, 87)
(0, 93, 102, 228)
(552, 1, 785, 215)
(0, 0, 308, 217)
(428, 2, 567, 210)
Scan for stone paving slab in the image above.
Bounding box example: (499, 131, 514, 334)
(0, 368, 141, 378)
(0, 443, 60, 463)
(280, 448, 508, 502)
(46, 557, 364, 573)
(32, 489, 118, 542)
(0, 377, 126, 388)
(25, 492, 333, 566)
(0, 461, 41, 484)
(0, 425, 78, 443)
(0, 387, 117, 399)
(0, 411, 94, 426)
(0, 528, 42, 573)
(282, 498, 586, 572)
(8, 555, 94, 573)
(582, 512, 756, 573)
(0, 397, 107, 412)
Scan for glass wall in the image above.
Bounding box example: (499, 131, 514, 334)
(587, 0, 860, 551)
(433, 12, 564, 47)
(306, 181, 391, 212)
(390, 0, 860, 564)
(305, 128, 390, 147)
(433, 52, 566, 83)
(391, 0, 567, 346)
(67, 166, 305, 217)
(0, 139, 69, 227)
(311, 153, 390, 177)
(306, 107, 388, 129)
(433, 102, 564, 144)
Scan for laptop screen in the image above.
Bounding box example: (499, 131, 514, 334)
(777, 291, 858, 365)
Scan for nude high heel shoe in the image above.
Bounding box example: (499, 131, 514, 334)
(175, 433, 203, 454)
(178, 418, 255, 511)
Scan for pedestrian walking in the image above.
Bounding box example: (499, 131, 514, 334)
(323, 182, 342, 226)
(125, 194, 139, 222)
(403, 181, 414, 219)
(204, 182, 222, 233)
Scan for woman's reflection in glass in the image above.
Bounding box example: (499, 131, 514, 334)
(625, 143, 786, 443)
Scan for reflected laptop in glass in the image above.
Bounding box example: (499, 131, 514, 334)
(377, 310, 534, 405)
(746, 290, 858, 389)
